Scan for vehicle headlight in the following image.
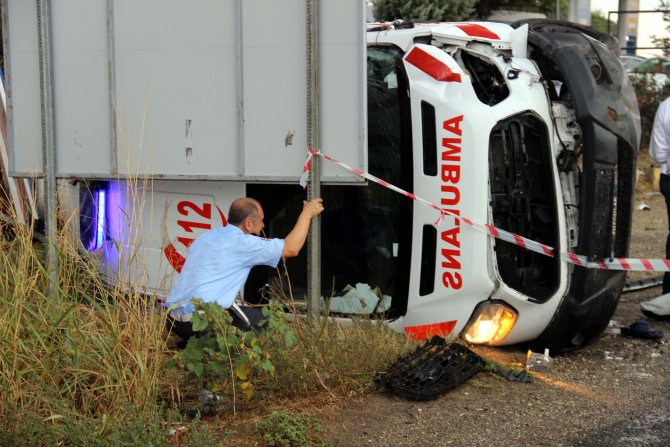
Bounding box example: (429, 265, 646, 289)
(463, 302, 517, 345)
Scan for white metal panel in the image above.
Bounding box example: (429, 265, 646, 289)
(5, 0, 43, 175)
(5, 0, 366, 181)
(241, 0, 366, 181)
(401, 44, 493, 333)
(319, 0, 367, 182)
(112, 0, 238, 177)
(51, 1, 111, 175)
(101, 180, 244, 294)
(237, 0, 367, 181)
(241, 0, 308, 178)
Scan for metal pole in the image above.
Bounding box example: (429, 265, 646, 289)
(568, 0, 576, 22)
(36, 0, 58, 297)
(235, 0, 245, 176)
(608, 11, 612, 35)
(107, 0, 118, 175)
(617, 0, 627, 52)
(306, 0, 321, 319)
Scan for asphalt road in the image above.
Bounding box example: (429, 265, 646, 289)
(576, 394, 670, 446)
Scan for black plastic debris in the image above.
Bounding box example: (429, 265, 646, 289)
(378, 336, 485, 401)
(621, 320, 663, 339)
(493, 365, 532, 383)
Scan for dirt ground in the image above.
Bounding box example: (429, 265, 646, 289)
(312, 188, 670, 447)
(225, 175, 670, 447)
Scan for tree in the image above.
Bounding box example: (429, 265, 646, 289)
(472, 0, 568, 20)
(631, 76, 670, 151)
(372, 0, 476, 22)
(651, 1, 670, 55)
(590, 11, 617, 35)
(372, 0, 570, 22)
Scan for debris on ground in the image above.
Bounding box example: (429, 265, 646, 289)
(621, 320, 663, 339)
(378, 337, 484, 401)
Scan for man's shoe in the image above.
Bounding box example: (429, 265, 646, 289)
(640, 293, 670, 321)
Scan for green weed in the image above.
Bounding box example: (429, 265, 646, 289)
(168, 267, 417, 410)
(171, 299, 297, 403)
(256, 410, 338, 447)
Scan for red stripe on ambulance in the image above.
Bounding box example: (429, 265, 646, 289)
(454, 23, 500, 40)
(164, 243, 186, 273)
(404, 320, 457, 340)
(405, 47, 462, 82)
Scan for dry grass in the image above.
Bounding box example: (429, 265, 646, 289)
(0, 198, 416, 445)
(0, 204, 185, 444)
(220, 275, 420, 406)
(263, 314, 416, 399)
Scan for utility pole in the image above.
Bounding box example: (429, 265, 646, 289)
(617, 0, 628, 52)
(567, 0, 592, 25)
(307, 0, 321, 319)
(37, 0, 58, 298)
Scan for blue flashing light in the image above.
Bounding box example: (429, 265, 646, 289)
(87, 188, 106, 251)
(95, 189, 106, 250)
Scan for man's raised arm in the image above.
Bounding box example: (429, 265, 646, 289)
(282, 198, 324, 258)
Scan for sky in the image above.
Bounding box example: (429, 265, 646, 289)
(590, 0, 668, 55)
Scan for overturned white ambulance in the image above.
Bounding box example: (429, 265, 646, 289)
(317, 19, 640, 352)
(4, 1, 639, 352)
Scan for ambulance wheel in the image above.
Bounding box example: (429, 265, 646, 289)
(510, 18, 620, 55)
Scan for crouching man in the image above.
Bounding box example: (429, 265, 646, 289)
(165, 197, 324, 346)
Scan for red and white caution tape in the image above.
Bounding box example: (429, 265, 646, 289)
(562, 254, 670, 272)
(301, 148, 669, 272)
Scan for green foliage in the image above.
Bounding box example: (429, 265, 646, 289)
(372, 0, 571, 22)
(0, 403, 221, 447)
(590, 11, 617, 35)
(651, 1, 670, 55)
(172, 299, 296, 400)
(372, 0, 476, 22)
(290, 323, 411, 397)
(256, 411, 338, 447)
(473, 0, 568, 20)
(180, 413, 226, 447)
(171, 279, 416, 405)
(630, 75, 670, 149)
(0, 404, 161, 447)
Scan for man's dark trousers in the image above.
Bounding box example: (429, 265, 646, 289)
(661, 173, 670, 294)
(166, 306, 265, 348)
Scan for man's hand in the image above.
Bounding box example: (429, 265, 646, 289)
(282, 198, 325, 258)
(302, 198, 325, 218)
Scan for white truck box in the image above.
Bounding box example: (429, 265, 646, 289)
(3, 0, 366, 182)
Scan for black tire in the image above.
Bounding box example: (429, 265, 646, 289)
(510, 18, 620, 55)
(512, 19, 638, 353)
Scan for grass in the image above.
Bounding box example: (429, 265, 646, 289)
(0, 206, 222, 445)
(256, 410, 338, 447)
(0, 198, 416, 446)
(262, 304, 416, 399)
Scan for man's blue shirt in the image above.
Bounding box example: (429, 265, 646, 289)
(166, 225, 284, 316)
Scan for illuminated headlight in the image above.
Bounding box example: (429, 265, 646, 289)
(463, 302, 517, 345)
